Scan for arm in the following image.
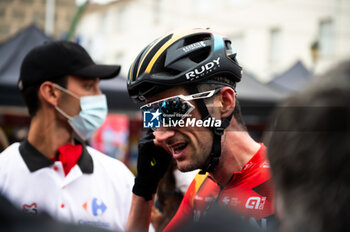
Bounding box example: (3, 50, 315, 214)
(126, 130, 171, 231)
(126, 194, 154, 232)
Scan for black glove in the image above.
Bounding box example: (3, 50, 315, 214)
(133, 130, 172, 201)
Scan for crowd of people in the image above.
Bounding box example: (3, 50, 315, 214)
(0, 28, 349, 232)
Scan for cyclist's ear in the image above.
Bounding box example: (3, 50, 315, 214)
(219, 87, 235, 118)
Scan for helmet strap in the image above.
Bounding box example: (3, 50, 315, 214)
(185, 85, 233, 174)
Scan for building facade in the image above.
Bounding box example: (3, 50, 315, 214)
(0, 0, 77, 42)
(76, 0, 350, 81)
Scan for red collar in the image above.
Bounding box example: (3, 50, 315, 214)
(208, 143, 267, 185)
(240, 143, 267, 174)
(229, 143, 267, 184)
(51, 144, 83, 176)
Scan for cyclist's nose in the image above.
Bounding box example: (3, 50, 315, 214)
(153, 129, 175, 144)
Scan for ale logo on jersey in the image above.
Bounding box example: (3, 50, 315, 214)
(82, 198, 107, 216)
(245, 196, 266, 210)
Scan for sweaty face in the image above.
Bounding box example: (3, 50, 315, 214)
(149, 87, 214, 172)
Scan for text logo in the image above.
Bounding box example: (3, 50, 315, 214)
(245, 197, 266, 210)
(222, 196, 230, 205)
(163, 117, 221, 128)
(142, 110, 222, 129)
(22, 202, 38, 216)
(185, 57, 221, 81)
(143, 109, 161, 129)
(182, 41, 206, 53)
(83, 198, 107, 216)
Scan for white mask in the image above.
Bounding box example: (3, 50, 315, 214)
(54, 84, 107, 141)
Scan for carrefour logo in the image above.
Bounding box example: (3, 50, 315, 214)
(82, 198, 107, 216)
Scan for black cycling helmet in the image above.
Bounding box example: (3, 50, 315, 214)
(127, 28, 242, 102)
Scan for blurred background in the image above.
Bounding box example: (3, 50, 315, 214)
(0, 0, 349, 172)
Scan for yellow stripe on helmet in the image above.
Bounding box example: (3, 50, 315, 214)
(136, 33, 171, 79)
(128, 60, 135, 81)
(144, 28, 212, 74)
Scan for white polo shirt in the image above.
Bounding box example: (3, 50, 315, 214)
(0, 140, 134, 231)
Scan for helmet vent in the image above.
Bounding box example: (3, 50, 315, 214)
(188, 47, 210, 63)
(183, 34, 210, 46)
(183, 34, 211, 63)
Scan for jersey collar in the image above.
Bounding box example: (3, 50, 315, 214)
(19, 139, 93, 174)
(207, 143, 267, 185)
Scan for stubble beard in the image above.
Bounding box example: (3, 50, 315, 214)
(176, 141, 212, 173)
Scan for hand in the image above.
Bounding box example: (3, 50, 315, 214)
(133, 130, 172, 201)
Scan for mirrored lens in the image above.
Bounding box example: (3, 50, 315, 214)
(160, 97, 190, 116)
(141, 97, 193, 121)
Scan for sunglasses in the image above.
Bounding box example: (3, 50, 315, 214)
(140, 88, 222, 123)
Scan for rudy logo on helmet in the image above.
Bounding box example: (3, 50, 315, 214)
(185, 57, 221, 81)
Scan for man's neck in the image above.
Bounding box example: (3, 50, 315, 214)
(27, 111, 74, 159)
(210, 130, 261, 186)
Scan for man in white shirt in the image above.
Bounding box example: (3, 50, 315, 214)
(0, 41, 134, 231)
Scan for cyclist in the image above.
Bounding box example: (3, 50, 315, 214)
(126, 28, 275, 231)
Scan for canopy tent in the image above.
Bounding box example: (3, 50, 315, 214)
(0, 25, 51, 86)
(268, 60, 312, 92)
(238, 72, 287, 103)
(236, 72, 288, 121)
(0, 25, 52, 108)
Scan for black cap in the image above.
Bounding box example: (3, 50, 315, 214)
(18, 41, 121, 91)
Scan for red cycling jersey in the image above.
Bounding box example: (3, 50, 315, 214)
(164, 144, 275, 231)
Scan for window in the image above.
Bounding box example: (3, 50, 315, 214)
(0, 8, 5, 18)
(153, 0, 161, 24)
(100, 12, 108, 33)
(269, 28, 281, 62)
(116, 7, 126, 32)
(12, 9, 25, 19)
(319, 19, 335, 57)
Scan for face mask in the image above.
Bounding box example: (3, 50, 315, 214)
(54, 84, 107, 141)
